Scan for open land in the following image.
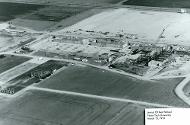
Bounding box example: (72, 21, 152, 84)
(0, 62, 38, 83)
(0, 35, 13, 49)
(0, 54, 30, 74)
(0, 57, 49, 83)
(0, 22, 43, 52)
(123, 0, 190, 8)
(0, 89, 147, 125)
(61, 8, 190, 45)
(0, 2, 95, 31)
(14, 5, 90, 31)
(2, 60, 69, 94)
(0, 2, 45, 22)
(0, 0, 125, 5)
(37, 65, 187, 107)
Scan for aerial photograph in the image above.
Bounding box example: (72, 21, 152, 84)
(0, 0, 190, 124)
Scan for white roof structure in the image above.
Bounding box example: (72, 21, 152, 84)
(127, 54, 142, 60)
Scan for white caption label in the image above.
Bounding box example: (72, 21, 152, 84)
(145, 108, 190, 125)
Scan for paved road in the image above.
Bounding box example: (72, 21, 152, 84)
(175, 75, 190, 105)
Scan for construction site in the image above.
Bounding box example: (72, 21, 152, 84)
(0, 22, 42, 52)
(21, 28, 190, 77)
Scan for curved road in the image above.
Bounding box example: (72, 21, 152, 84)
(175, 75, 190, 105)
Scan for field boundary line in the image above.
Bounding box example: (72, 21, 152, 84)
(28, 86, 174, 108)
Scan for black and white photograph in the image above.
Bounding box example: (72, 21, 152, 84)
(0, 0, 190, 125)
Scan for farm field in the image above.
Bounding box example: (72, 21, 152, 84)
(0, 0, 124, 5)
(11, 18, 56, 31)
(3, 60, 69, 94)
(49, 8, 105, 31)
(123, 0, 190, 8)
(0, 2, 92, 31)
(0, 89, 147, 125)
(37, 65, 188, 107)
(24, 6, 88, 22)
(0, 62, 38, 83)
(0, 54, 31, 74)
(0, 2, 45, 21)
(13, 6, 90, 31)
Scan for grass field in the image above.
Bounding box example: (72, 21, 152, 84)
(0, 54, 31, 74)
(0, 2, 104, 31)
(0, 2, 89, 31)
(37, 65, 188, 107)
(0, 2, 45, 21)
(14, 5, 89, 31)
(24, 6, 88, 22)
(0, 89, 147, 125)
(123, 0, 190, 8)
(0, 62, 38, 83)
(3, 2, 93, 31)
